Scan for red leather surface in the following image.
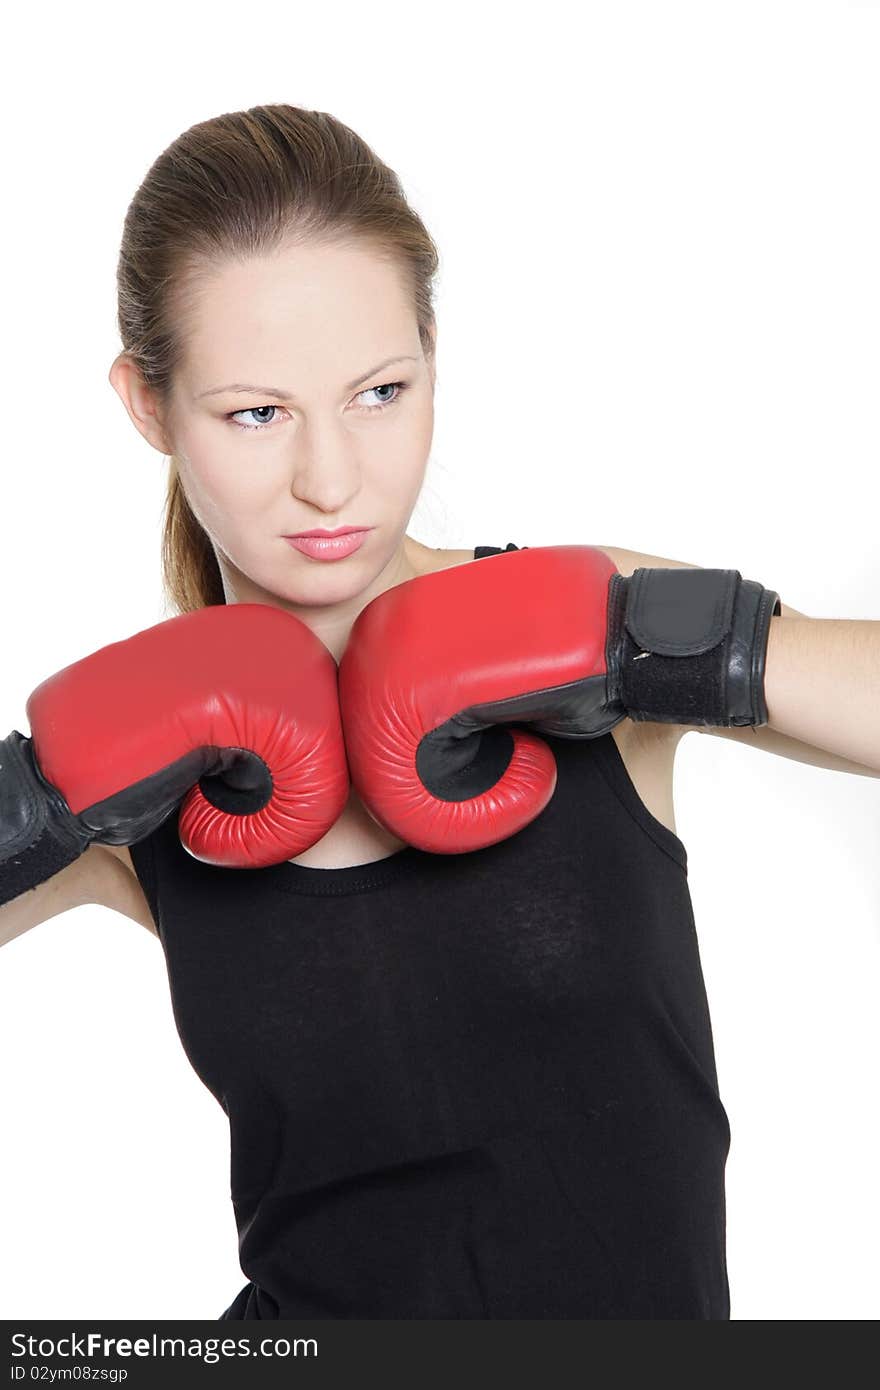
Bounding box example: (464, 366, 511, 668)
(338, 545, 618, 854)
(26, 603, 349, 868)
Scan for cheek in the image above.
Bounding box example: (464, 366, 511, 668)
(180, 426, 275, 520)
(367, 403, 434, 490)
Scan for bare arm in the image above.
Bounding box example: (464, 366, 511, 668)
(0, 843, 157, 949)
(596, 544, 880, 779)
(0, 843, 109, 950)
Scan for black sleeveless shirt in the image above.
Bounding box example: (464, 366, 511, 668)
(128, 544, 731, 1319)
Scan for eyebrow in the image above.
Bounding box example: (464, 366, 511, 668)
(196, 354, 421, 401)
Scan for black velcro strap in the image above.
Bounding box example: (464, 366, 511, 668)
(624, 567, 737, 655)
(613, 568, 781, 727)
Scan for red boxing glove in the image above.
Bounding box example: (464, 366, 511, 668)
(337, 546, 617, 854)
(337, 544, 780, 854)
(8, 604, 348, 894)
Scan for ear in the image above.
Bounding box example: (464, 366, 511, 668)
(108, 352, 175, 456)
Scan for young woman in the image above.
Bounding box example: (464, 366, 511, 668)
(1, 103, 875, 1320)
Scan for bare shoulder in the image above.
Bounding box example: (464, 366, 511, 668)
(424, 546, 479, 572)
(421, 543, 521, 575)
(92, 843, 159, 938)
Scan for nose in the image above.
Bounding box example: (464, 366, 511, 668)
(288, 419, 362, 514)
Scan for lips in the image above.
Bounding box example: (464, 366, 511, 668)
(283, 531, 369, 561)
(284, 527, 369, 538)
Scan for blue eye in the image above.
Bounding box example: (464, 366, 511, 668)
(227, 379, 410, 432)
(231, 405, 279, 430)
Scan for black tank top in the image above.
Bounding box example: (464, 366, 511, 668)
(128, 544, 731, 1319)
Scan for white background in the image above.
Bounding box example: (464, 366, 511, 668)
(0, 0, 878, 1321)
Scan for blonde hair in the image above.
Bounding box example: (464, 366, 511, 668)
(113, 103, 440, 614)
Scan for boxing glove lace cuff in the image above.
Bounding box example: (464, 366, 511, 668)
(0, 730, 92, 906)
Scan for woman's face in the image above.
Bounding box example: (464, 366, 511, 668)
(158, 238, 436, 619)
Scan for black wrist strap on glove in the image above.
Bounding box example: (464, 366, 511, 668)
(0, 730, 92, 907)
(605, 567, 782, 728)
